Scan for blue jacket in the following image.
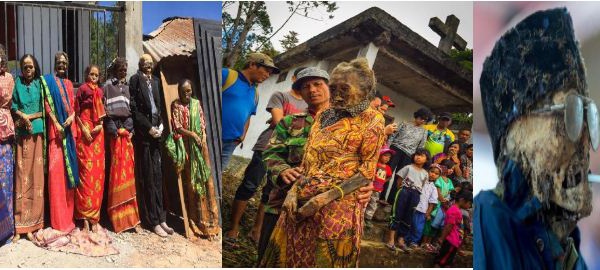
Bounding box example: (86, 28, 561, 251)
(474, 160, 587, 270)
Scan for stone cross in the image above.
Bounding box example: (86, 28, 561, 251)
(429, 15, 467, 54)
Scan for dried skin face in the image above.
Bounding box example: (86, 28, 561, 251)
(55, 55, 68, 78)
(504, 90, 592, 240)
(328, 72, 366, 109)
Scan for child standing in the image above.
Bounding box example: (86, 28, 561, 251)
(385, 148, 429, 251)
(422, 163, 454, 251)
(364, 148, 394, 224)
(435, 191, 472, 267)
(406, 164, 440, 249)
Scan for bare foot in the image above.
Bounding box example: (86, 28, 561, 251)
(12, 233, 20, 243)
(91, 223, 101, 233)
(83, 220, 90, 232)
(26, 232, 34, 241)
(133, 225, 143, 233)
(224, 230, 239, 239)
(247, 229, 260, 243)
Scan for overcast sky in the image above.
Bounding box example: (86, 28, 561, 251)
(225, 1, 473, 52)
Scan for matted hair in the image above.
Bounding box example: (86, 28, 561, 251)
(19, 54, 41, 78)
(110, 57, 128, 77)
(54, 51, 69, 65)
(330, 57, 376, 98)
(84, 64, 102, 83)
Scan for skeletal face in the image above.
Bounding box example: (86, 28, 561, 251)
(328, 72, 366, 109)
(55, 55, 68, 78)
(505, 89, 592, 240)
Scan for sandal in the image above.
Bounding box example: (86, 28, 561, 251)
(224, 234, 240, 248)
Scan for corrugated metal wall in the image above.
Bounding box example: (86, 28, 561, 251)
(193, 19, 222, 201)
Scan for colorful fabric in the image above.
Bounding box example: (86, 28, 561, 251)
(318, 99, 370, 129)
(75, 83, 106, 223)
(165, 133, 186, 173)
(107, 128, 140, 233)
(386, 121, 428, 156)
(12, 76, 44, 136)
(47, 138, 76, 233)
(445, 204, 464, 248)
(262, 112, 314, 215)
(0, 73, 15, 141)
(171, 98, 220, 237)
(252, 90, 308, 151)
(0, 141, 14, 243)
(14, 134, 45, 234)
(33, 227, 119, 257)
(423, 124, 455, 157)
(432, 177, 454, 217)
(42, 74, 79, 188)
(373, 163, 391, 192)
(260, 107, 385, 268)
(78, 82, 106, 123)
(171, 98, 211, 196)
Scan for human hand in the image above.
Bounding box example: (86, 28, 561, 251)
(426, 214, 432, 221)
(62, 114, 74, 128)
(91, 125, 102, 136)
(283, 184, 298, 222)
(149, 127, 159, 138)
(384, 123, 398, 135)
(24, 119, 33, 132)
(83, 127, 93, 142)
(193, 133, 202, 146)
(356, 182, 374, 205)
(280, 167, 303, 185)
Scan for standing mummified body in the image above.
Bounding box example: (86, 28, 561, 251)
(475, 8, 594, 269)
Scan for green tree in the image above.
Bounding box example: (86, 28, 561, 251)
(279, 30, 299, 51)
(222, 1, 337, 69)
(449, 48, 472, 71)
(90, 6, 119, 78)
(260, 41, 281, 59)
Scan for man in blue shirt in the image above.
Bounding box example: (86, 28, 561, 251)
(221, 53, 279, 169)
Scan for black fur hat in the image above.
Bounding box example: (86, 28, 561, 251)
(480, 7, 587, 162)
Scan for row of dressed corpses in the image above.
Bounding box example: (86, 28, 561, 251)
(221, 53, 473, 267)
(0, 48, 219, 247)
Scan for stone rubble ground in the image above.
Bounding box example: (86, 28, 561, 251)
(0, 227, 221, 268)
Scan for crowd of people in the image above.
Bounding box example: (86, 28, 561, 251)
(0, 44, 219, 252)
(221, 52, 473, 267)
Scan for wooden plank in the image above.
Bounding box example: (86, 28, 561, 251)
(177, 172, 192, 238)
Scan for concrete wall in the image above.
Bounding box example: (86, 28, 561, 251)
(376, 83, 426, 125)
(118, 1, 143, 79)
(232, 59, 427, 158)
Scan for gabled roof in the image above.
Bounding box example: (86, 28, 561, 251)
(274, 7, 473, 112)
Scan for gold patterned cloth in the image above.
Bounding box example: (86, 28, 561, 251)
(14, 134, 45, 234)
(260, 107, 385, 267)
